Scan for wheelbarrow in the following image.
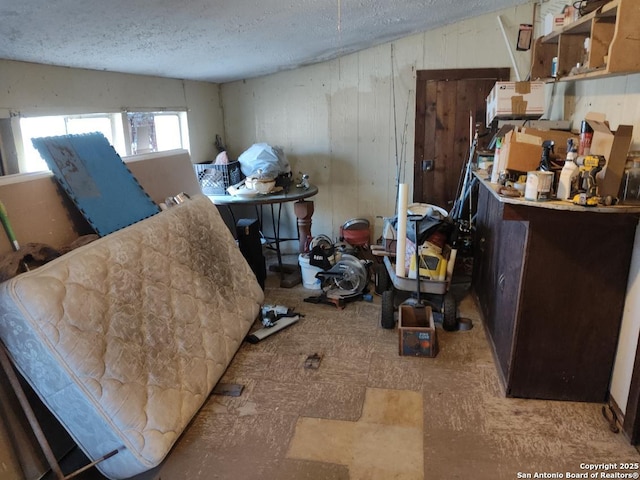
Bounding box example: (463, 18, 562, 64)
(378, 255, 457, 331)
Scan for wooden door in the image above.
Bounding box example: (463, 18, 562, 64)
(414, 68, 510, 209)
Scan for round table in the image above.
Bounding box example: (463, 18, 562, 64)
(208, 184, 318, 287)
(208, 184, 318, 207)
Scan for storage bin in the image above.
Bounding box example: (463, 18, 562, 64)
(193, 161, 244, 195)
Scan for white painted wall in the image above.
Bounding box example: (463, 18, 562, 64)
(0, 59, 224, 165)
(221, 4, 536, 246)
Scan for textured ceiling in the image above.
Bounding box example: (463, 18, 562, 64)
(0, 0, 529, 83)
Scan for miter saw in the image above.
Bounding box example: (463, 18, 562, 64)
(304, 254, 372, 309)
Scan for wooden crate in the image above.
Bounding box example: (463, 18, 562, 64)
(398, 305, 438, 357)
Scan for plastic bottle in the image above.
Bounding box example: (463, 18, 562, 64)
(490, 138, 502, 184)
(583, 38, 590, 69)
(538, 140, 554, 171)
(621, 156, 640, 205)
(578, 120, 593, 156)
(557, 142, 579, 200)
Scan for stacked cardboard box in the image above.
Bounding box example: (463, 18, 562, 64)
(486, 81, 546, 125)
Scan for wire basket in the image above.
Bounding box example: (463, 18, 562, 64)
(193, 161, 243, 195)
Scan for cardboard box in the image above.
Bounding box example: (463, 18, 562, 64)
(521, 128, 579, 157)
(398, 305, 438, 357)
(496, 126, 579, 174)
(544, 13, 566, 35)
(499, 128, 543, 173)
(582, 112, 634, 198)
(486, 81, 546, 125)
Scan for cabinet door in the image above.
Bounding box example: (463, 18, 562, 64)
(508, 209, 635, 401)
(493, 219, 527, 389)
(472, 184, 491, 317)
(472, 185, 502, 329)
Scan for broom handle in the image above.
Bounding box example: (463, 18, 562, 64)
(0, 200, 20, 252)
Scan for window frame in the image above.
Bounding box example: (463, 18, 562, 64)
(14, 109, 189, 173)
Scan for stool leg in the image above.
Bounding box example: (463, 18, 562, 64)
(294, 200, 314, 253)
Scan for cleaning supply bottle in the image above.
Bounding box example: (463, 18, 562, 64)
(490, 138, 502, 184)
(557, 140, 579, 200)
(538, 140, 554, 172)
(578, 120, 593, 156)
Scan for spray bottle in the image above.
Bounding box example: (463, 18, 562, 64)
(556, 139, 579, 200)
(539, 140, 555, 172)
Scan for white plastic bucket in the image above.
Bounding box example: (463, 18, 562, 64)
(299, 254, 322, 289)
(524, 171, 554, 201)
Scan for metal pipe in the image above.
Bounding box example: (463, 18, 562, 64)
(64, 448, 120, 479)
(497, 15, 522, 81)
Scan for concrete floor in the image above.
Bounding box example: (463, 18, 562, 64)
(53, 254, 640, 480)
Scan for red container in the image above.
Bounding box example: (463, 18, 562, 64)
(340, 218, 370, 246)
(578, 120, 593, 156)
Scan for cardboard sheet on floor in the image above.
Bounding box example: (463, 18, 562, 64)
(32, 133, 160, 236)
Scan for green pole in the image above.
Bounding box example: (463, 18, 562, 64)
(0, 200, 20, 252)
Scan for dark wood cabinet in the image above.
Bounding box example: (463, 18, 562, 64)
(473, 179, 639, 402)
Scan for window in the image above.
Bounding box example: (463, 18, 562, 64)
(127, 111, 186, 155)
(18, 110, 189, 173)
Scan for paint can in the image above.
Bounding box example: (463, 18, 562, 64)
(476, 150, 494, 171)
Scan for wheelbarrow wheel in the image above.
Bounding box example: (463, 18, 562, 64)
(381, 290, 395, 329)
(442, 291, 458, 331)
(375, 262, 390, 293)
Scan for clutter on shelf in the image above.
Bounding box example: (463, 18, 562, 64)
(482, 112, 633, 207)
(195, 141, 295, 196)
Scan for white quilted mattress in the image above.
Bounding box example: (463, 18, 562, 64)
(0, 194, 264, 479)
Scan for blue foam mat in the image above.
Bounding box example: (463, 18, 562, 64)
(32, 132, 160, 236)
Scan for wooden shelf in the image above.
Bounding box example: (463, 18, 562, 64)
(530, 0, 639, 82)
(542, 7, 598, 44)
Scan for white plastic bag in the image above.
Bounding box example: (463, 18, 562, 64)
(238, 143, 291, 178)
(214, 150, 229, 165)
